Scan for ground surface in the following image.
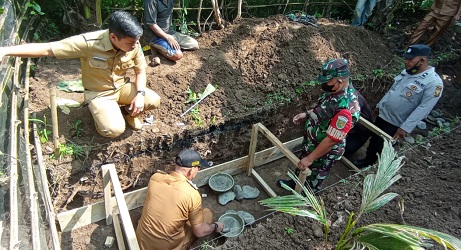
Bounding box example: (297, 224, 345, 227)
(26, 15, 461, 249)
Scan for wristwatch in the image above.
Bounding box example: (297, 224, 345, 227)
(137, 90, 146, 96)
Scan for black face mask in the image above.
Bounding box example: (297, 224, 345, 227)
(321, 81, 337, 92)
(406, 59, 423, 75)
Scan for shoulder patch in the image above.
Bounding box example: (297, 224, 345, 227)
(336, 115, 348, 129)
(434, 85, 442, 97)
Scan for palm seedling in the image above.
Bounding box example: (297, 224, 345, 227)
(260, 141, 461, 250)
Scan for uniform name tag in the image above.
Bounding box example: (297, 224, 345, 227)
(93, 56, 107, 61)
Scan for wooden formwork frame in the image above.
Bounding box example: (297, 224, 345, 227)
(56, 119, 391, 233)
(246, 123, 312, 196)
(101, 164, 140, 250)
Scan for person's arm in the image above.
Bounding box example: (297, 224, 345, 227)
(191, 221, 224, 238)
(0, 43, 54, 60)
(128, 67, 147, 116)
(298, 137, 339, 170)
(298, 109, 353, 171)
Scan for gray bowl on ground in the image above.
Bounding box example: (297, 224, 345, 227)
(208, 173, 234, 193)
(218, 212, 245, 237)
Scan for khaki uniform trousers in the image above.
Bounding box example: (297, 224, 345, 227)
(85, 83, 161, 138)
(136, 208, 213, 250)
(408, 12, 453, 46)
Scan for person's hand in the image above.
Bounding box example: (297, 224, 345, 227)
(166, 34, 180, 51)
(297, 156, 313, 171)
(453, 14, 460, 24)
(293, 110, 310, 125)
(374, 108, 379, 117)
(215, 222, 225, 233)
(129, 94, 145, 116)
(393, 128, 406, 140)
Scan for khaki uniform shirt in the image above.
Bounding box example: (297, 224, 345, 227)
(50, 30, 147, 92)
(136, 172, 204, 250)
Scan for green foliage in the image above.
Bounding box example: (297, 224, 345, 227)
(260, 142, 461, 249)
(314, 11, 323, 18)
(372, 69, 384, 78)
(30, 116, 51, 143)
(34, 18, 61, 41)
(185, 88, 200, 103)
(265, 93, 292, 105)
(68, 119, 84, 138)
(430, 49, 458, 65)
(284, 227, 295, 234)
(190, 107, 203, 128)
(26, 1, 45, 16)
(51, 140, 90, 160)
(420, 0, 434, 9)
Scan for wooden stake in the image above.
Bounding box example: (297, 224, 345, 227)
(49, 85, 60, 156)
(23, 58, 41, 249)
(103, 164, 140, 249)
(9, 56, 20, 250)
(33, 121, 61, 249)
(102, 167, 113, 225)
(247, 124, 259, 176)
(57, 137, 304, 232)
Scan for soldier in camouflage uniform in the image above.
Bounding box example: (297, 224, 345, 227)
(278, 58, 361, 192)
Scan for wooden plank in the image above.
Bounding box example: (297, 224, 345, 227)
(33, 121, 61, 249)
(102, 167, 113, 225)
(193, 136, 303, 187)
(57, 137, 304, 231)
(57, 187, 147, 232)
(340, 156, 361, 172)
(246, 124, 259, 176)
(112, 214, 126, 250)
(256, 123, 303, 169)
(105, 164, 139, 250)
(295, 169, 310, 193)
(9, 56, 20, 250)
(251, 169, 277, 197)
(358, 117, 393, 141)
(23, 58, 41, 250)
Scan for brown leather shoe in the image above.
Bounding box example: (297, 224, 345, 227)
(124, 114, 143, 130)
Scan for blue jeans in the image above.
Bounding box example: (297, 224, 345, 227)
(351, 0, 377, 26)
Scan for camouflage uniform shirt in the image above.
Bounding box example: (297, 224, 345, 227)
(303, 84, 361, 156)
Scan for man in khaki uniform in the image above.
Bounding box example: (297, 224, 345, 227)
(136, 149, 224, 250)
(407, 0, 461, 46)
(0, 11, 160, 138)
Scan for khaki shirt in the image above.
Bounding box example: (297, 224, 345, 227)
(431, 0, 461, 16)
(50, 30, 147, 92)
(137, 172, 204, 250)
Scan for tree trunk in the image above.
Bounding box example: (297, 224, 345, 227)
(211, 0, 224, 29)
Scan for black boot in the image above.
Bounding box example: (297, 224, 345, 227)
(277, 179, 296, 189)
(352, 159, 374, 169)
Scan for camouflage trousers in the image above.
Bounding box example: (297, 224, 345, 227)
(298, 140, 344, 191)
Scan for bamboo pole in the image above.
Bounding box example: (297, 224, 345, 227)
(9, 56, 20, 250)
(236, 0, 242, 19)
(49, 85, 60, 156)
(210, 0, 224, 29)
(197, 0, 203, 33)
(23, 59, 41, 249)
(32, 119, 61, 249)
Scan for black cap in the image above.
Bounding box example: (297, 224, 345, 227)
(317, 58, 350, 84)
(403, 44, 431, 59)
(175, 149, 211, 168)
